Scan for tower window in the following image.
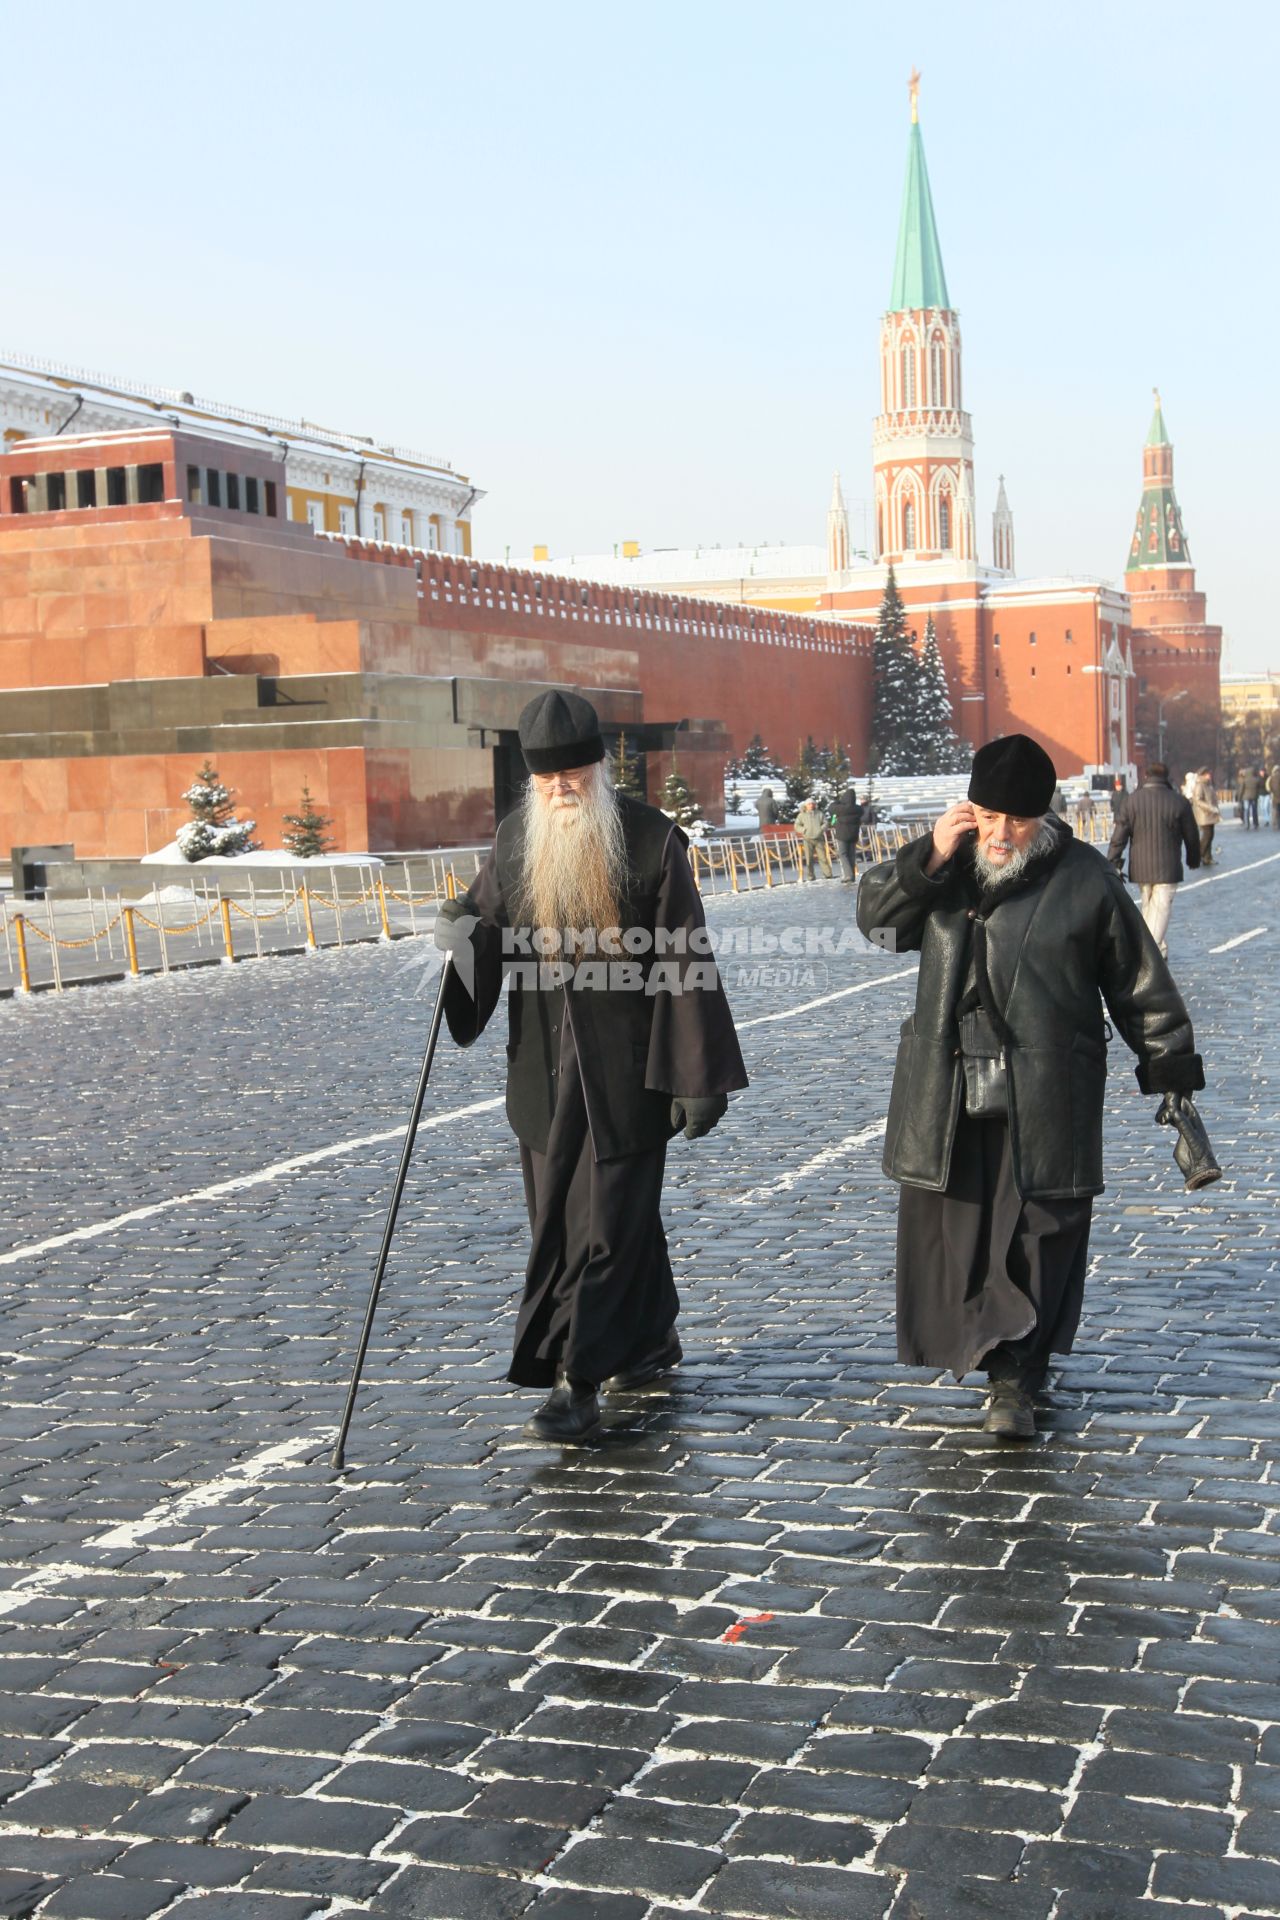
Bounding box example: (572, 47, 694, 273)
(902, 498, 917, 548)
(939, 494, 951, 550)
(901, 344, 917, 407)
(993, 632, 1000, 647)
(1065, 628, 1073, 643)
(1029, 630, 1037, 646)
(930, 338, 945, 405)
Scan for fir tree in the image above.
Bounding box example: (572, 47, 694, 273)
(177, 762, 259, 862)
(868, 566, 920, 776)
(824, 741, 852, 799)
(613, 731, 646, 800)
(661, 753, 704, 830)
(281, 781, 335, 858)
(740, 733, 776, 778)
(778, 757, 813, 825)
(916, 616, 970, 772)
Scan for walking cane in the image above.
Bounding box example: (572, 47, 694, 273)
(332, 952, 454, 1472)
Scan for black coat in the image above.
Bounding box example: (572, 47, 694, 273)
(834, 791, 864, 838)
(856, 820, 1205, 1199)
(444, 793, 748, 1160)
(1107, 776, 1201, 886)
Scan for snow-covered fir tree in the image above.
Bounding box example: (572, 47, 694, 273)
(777, 757, 813, 825)
(661, 755, 705, 832)
(916, 616, 970, 772)
(868, 566, 920, 775)
(177, 762, 259, 861)
(281, 781, 335, 858)
(613, 731, 645, 800)
(739, 733, 780, 778)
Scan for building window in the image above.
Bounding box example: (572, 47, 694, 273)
(338, 505, 355, 536)
(264, 480, 277, 517)
(1031, 665, 1037, 677)
(226, 472, 240, 510)
(901, 345, 917, 407)
(137, 464, 165, 503)
(1065, 627, 1073, 643)
(372, 510, 385, 541)
(306, 500, 325, 532)
(46, 472, 67, 511)
(77, 470, 97, 508)
(902, 498, 916, 548)
(106, 468, 127, 505)
(187, 466, 202, 505)
(401, 513, 413, 545)
(207, 469, 222, 507)
(939, 494, 951, 550)
(1029, 630, 1037, 645)
(930, 338, 945, 405)
(1066, 664, 1072, 674)
(992, 631, 1000, 647)
(244, 476, 260, 514)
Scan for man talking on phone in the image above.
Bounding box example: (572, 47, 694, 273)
(857, 734, 1207, 1438)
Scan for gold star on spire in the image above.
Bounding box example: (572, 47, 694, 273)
(909, 67, 921, 123)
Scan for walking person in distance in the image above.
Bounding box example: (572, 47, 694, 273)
(1107, 760, 1200, 958)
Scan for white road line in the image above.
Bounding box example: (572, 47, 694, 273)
(1183, 851, 1280, 891)
(1209, 926, 1267, 954)
(738, 966, 916, 1027)
(0, 1432, 326, 1618)
(0, 1098, 503, 1270)
(735, 1118, 888, 1204)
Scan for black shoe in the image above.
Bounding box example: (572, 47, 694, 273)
(602, 1331, 683, 1393)
(983, 1378, 1037, 1440)
(526, 1375, 601, 1442)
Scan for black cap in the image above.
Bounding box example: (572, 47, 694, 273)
(968, 734, 1056, 816)
(518, 689, 606, 775)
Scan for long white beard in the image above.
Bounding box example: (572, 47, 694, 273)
(519, 760, 629, 938)
(975, 816, 1056, 888)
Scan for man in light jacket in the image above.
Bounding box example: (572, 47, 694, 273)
(1190, 768, 1220, 866)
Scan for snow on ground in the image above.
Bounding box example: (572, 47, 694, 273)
(140, 840, 383, 869)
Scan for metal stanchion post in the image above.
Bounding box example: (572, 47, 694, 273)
(404, 861, 417, 935)
(123, 907, 140, 977)
(220, 895, 235, 963)
(14, 915, 30, 993)
(376, 876, 392, 940)
(330, 869, 344, 947)
(300, 882, 318, 950)
(153, 891, 170, 974)
(46, 897, 64, 994)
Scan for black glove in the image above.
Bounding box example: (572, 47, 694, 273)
(433, 896, 474, 954)
(670, 1093, 728, 1141)
(1155, 1092, 1222, 1191)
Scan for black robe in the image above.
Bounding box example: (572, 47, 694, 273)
(443, 793, 748, 1387)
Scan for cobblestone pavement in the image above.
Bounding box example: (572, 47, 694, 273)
(1, 827, 1278, 1919)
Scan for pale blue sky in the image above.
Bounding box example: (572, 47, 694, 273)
(5, 0, 1272, 668)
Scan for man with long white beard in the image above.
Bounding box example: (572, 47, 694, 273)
(434, 690, 748, 1442)
(858, 734, 1208, 1439)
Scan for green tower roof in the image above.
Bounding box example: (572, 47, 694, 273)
(890, 119, 951, 312)
(1145, 392, 1170, 448)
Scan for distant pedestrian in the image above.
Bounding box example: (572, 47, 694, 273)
(1050, 785, 1068, 816)
(1107, 761, 1200, 958)
(1108, 774, 1127, 818)
(1237, 765, 1263, 831)
(1077, 790, 1095, 830)
(1267, 762, 1280, 831)
(1191, 768, 1220, 866)
(796, 796, 832, 879)
(833, 787, 865, 884)
(757, 786, 778, 830)
(857, 733, 1207, 1440)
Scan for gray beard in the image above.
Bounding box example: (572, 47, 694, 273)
(974, 816, 1056, 889)
(518, 761, 629, 937)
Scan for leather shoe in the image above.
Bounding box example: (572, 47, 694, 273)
(602, 1331, 683, 1393)
(983, 1379, 1037, 1440)
(526, 1375, 601, 1443)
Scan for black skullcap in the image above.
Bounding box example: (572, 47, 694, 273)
(968, 733, 1057, 817)
(518, 689, 605, 775)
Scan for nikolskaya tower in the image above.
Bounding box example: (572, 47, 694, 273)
(872, 69, 976, 567)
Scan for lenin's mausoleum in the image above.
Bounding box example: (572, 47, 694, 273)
(0, 80, 1219, 859)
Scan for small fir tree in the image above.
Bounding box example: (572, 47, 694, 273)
(281, 781, 335, 858)
(824, 741, 852, 799)
(661, 753, 704, 830)
(613, 731, 646, 800)
(868, 566, 920, 776)
(778, 757, 813, 825)
(916, 616, 970, 772)
(740, 733, 776, 778)
(177, 761, 259, 862)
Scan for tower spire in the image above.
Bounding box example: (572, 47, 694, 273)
(827, 471, 850, 576)
(993, 474, 1014, 573)
(890, 80, 950, 311)
(1127, 391, 1190, 572)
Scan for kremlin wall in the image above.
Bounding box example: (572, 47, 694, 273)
(0, 82, 1220, 860)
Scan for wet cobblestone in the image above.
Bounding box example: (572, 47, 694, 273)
(0, 827, 1277, 1915)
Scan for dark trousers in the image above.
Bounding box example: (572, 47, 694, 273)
(836, 836, 858, 881)
(511, 1024, 676, 1389)
(1242, 799, 1259, 830)
(1199, 823, 1215, 863)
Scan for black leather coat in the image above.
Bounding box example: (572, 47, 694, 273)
(857, 819, 1205, 1199)
(444, 794, 748, 1161)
